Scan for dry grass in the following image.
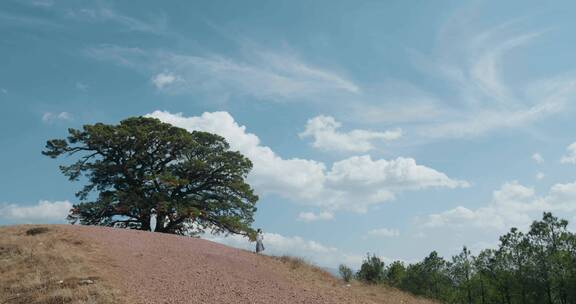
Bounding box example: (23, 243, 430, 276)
(0, 225, 126, 304)
(272, 255, 438, 304)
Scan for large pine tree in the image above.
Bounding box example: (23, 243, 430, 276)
(43, 116, 258, 238)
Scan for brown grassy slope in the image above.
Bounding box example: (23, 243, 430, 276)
(0, 225, 127, 304)
(273, 255, 437, 304)
(1, 225, 436, 304)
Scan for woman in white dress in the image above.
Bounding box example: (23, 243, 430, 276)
(149, 208, 157, 232)
(255, 228, 265, 254)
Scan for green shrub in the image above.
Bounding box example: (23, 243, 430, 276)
(338, 264, 353, 282)
(356, 253, 385, 284)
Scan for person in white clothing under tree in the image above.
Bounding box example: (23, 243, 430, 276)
(255, 228, 265, 253)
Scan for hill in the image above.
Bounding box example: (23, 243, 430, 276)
(0, 225, 436, 304)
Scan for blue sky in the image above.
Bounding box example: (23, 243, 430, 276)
(3, 0, 576, 268)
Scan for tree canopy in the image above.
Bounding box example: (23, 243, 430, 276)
(43, 116, 258, 238)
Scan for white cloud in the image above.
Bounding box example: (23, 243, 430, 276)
(299, 115, 401, 153)
(327, 155, 469, 191)
(146, 110, 327, 203)
(87, 45, 359, 102)
(0, 200, 72, 224)
(367, 228, 400, 238)
(147, 111, 467, 213)
(561, 143, 576, 164)
(42, 112, 72, 123)
(532, 153, 544, 164)
(297, 211, 334, 222)
(422, 180, 576, 232)
(151, 72, 178, 89)
(204, 232, 363, 268)
(536, 172, 545, 180)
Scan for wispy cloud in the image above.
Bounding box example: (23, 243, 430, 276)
(151, 72, 179, 89)
(532, 153, 544, 164)
(367, 228, 400, 238)
(0, 11, 61, 30)
(407, 19, 576, 139)
(87, 45, 360, 102)
(297, 211, 334, 222)
(75, 82, 88, 91)
(42, 111, 72, 123)
(63, 5, 169, 36)
(347, 17, 576, 141)
(28, 0, 54, 8)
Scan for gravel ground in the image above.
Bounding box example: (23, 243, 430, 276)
(66, 225, 347, 304)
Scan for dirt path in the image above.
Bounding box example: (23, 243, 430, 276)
(68, 225, 347, 304)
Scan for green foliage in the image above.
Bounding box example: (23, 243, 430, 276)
(352, 212, 576, 304)
(43, 116, 258, 238)
(338, 264, 353, 282)
(356, 253, 385, 284)
(400, 251, 453, 302)
(385, 261, 406, 287)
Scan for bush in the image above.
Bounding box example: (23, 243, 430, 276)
(339, 264, 353, 282)
(385, 260, 406, 287)
(356, 253, 385, 284)
(278, 255, 306, 270)
(26, 227, 50, 236)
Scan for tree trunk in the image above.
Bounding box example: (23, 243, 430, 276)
(480, 279, 485, 304)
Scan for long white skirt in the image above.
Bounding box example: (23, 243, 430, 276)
(150, 214, 157, 232)
(256, 240, 265, 253)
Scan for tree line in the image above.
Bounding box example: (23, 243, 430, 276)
(340, 212, 576, 304)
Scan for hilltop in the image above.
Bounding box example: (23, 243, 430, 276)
(1, 225, 436, 304)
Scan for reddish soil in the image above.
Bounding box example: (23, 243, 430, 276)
(66, 225, 341, 304)
(62, 225, 436, 304)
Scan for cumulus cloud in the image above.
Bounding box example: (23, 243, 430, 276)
(561, 143, 576, 164)
(367, 228, 400, 238)
(0, 200, 72, 224)
(297, 211, 334, 222)
(422, 180, 576, 231)
(532, 153, 544, 164)
(327, 156, 469, 191)
(147, 111, 467, 213)
(42, 111, 72, 123)
(536, 172, 545, 180)
(204, 232, 363, 268)
(299, 115, 402, 153)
